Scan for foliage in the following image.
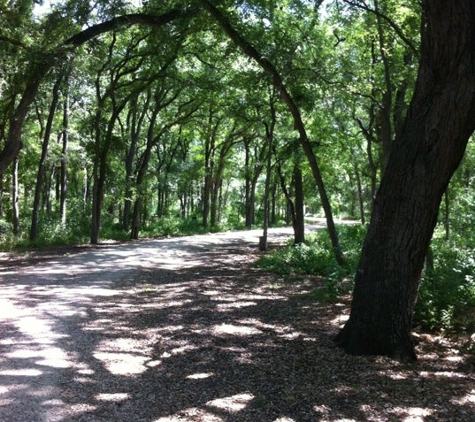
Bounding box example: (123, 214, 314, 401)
(415, 233, 475, 333)
(255, 224, 367, 300)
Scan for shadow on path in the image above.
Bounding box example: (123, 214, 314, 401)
(0, 227, 474, 421)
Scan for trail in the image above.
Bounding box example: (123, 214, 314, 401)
(2, 221, 472, 422)
(0, 225, 320, 422)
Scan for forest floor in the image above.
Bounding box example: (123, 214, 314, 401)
(0, 226, 474, 422)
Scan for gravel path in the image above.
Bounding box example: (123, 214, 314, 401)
(1, 224, 474, 422)
(0, 227, 311, 422)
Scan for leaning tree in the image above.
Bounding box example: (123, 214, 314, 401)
(335, 0, 475, 361)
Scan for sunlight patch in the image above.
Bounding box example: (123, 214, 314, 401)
(186, 372, 214, 380)
(330, 314, 350, 326)
(236, 293, 285, 300)
(444, 355, 464, 362)
(451, 389, 475, 405)
(391, 406, 433, 422)
(96, 393, 130, 402)
(45, 402, 97, 422)
(202, 290, 221, 296)
(93, 352, 148, 375)
(169, 344, 199, 356)
(212, 324, 262, 336)
(154, 407, 223, 421)
(146, 360, 162, 368)
(380, 370, 408, 380)
(206, 392, 254, 412)
(0, 369, 43, 376)
(314, 404, 331, 416)
(35, 346, 73, 368)
(216, 301, 256, 311)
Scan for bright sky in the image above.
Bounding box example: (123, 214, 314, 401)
(33, 0, 144, 19)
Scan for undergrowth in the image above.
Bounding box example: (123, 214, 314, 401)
(255, 224, 366, 302)
(415, 232, 475, 334)
(255, 224, 475, 335)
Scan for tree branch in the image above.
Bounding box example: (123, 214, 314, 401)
(343, 0, 419, 55)
(64, 9, 198, 47)
(0, 7, 199, 176)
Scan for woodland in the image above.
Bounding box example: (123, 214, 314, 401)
(1, 0, 475, 361)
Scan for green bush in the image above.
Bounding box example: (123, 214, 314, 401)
(415, 236, 475, 333)
(0, 219, 11, 235)
(255, 224, 366, 300)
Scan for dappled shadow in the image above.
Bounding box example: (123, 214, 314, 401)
(1, 229, 474, 421)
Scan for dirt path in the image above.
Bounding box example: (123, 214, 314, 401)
(1, 225, 474, 422)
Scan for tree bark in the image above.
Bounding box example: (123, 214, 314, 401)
(335, 0, 475, 361)
(293, 164, 305, 245)
(261, 104, 276, 251)
(60, 76, 69, 227)
(12, 156, 20, 236)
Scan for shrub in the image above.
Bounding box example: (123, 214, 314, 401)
(415, 236, 475, 333)
(255, 224, 366, 300)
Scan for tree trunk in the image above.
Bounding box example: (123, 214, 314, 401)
(0, 174, 4, 219)
(293, 164, 305, 245)
(261, 100, 277, 250)
(270, 181, 277, 226)
(131, 197, 142, 240)
(335, 0, 475, 361)
(60, 77, 70, 227)
(12, 156, 19, 236)
(30, 77, 62, 241)
(353, 159, 365, 225)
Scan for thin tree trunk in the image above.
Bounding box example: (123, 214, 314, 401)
(12, 156, 19, 236)
(293, 164, 305, 245)
(30, 77, 62, 241)
(353, 160, 365, 225)
(60, 77, 70, 227)
(444, 190, 450, 240)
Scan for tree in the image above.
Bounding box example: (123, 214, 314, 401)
(30, 72, 64, 241)
(198, 0, 345, 265)
(0, 8, 198, 176)
(335, 0, 475, 361)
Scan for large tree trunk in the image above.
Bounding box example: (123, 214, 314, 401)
(335, 0, 475, 362)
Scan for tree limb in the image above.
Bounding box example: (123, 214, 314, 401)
(343, 0, 419, 55)
(0, 8, 198, 175)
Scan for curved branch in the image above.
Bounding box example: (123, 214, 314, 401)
(64, 9, 198, 47)
(0, 8, 198, 175)
(197, 0, 346, 264)
(343, 0, 419, 55)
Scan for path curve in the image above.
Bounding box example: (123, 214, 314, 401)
(0, 224, 321, 422)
